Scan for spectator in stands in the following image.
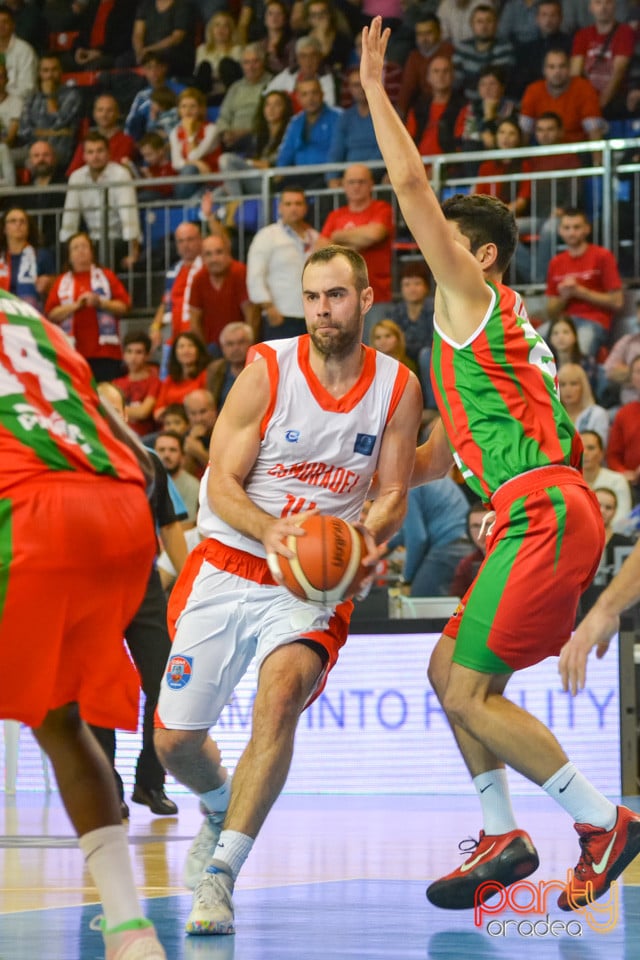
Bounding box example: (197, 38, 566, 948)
(247, 186, 318, 339)
(317, 162, 394, 327)
(265, 34, 337, 107)
(67, 94, 136, 177)
(302, 0, 353, 75)
(216, 89, 293, 197)
(182, 386, 218, 476)
(452, 5, 515, 102)
(473, 117, 532, 216)
(188, 230, 259, 353)
(0, 3, 36, 102)
(136, 131, 176, 200)
(397, 14, 455, 120)
(45, 231, 130, 381)
(559, 362, 610, 443)
(388, 260, 434, 371)
(576, 485, 635, 621)
(511, 0, 572, 99)
(216, 43, 273, 158)
(6, 0, 46, 54)
(0, 205, 54, 310)
(514, 111, 584, 284)
(275, 76, 341, 189)
(399, 476, 471, 597)
(546, 207, 624, 357)
(112, 331, 161, 438)
(497, 0, 540, 45)
(455, 64, 518, 157)
(603, 301, 640, 405)
(370, 319, 419, 375)
(436, 0, 486, 45)
(606, 355, 640, 496)
(519, 47, 606, 144)
(72, 0, 137, 71)
(194, 10, 244, 104)
(0, 132, 14, 187)
(157, 401, 189, 439)
(258, 0, 294, 75)
(149, 220, 203, 374)
(155, 331, 210, 419)
(17, 54, 82, 169)
(130, 0, 196, 78)
(326, 67, 383, 185)
(169, 87, 219, 200)
(154, 430, 200, 523)
(570, 0, 634, 120)
(580, 428, 632, 525)
(206, 320, 254, 411)
(59, 131, 142, 271)
(406, 55, 467, 164)
(124, 51, 179, 142)
(450, 500, 489, 598)
(562, 0, 630, 36)
(547, 314, 598, 391)
(23, 140, 65, 248)
(0, 59, 21, 147)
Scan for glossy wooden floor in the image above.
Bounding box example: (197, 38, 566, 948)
(2, 790, 640, 959)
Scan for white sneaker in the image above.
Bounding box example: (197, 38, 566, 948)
(185, 867, 235, 936)
(183, 812, 224, 889)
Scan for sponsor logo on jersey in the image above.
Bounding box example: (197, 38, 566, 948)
(166, 655, 193, 689)
(285, 430, 300, 442)
(354, 433, 376, 456)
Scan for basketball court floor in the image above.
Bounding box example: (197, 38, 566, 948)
(2, 790, 639, 960)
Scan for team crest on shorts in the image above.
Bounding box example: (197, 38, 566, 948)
(166, 655, 193, 689)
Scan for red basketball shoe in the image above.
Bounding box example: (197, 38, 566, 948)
(558, 805, 640, 911)
(426, 829, 539, 909)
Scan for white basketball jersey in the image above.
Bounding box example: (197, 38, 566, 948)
(198, 335, 409, 557)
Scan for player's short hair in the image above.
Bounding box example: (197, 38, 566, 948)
(441, 193, 518, 275)
(303, 244, 370, 294)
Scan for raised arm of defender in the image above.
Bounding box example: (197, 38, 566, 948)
(359, 18, 492, 343)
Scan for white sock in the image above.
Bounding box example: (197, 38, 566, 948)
(78, 825, 142, 930)
(212, 829, 254, 882)
(199, 776, 231, 816)
(543, 762, 617, 829)
(473, 768, 518, 835)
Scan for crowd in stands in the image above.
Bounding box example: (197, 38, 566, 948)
(2, 0, 640, 609)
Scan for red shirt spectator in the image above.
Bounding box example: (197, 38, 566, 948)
(187, 233, 253, 350)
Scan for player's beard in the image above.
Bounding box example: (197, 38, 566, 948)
(310, 318, 361, 359)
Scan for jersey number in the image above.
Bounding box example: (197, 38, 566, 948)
(0, 325, 69, 401)
(281, 494, 317, 517)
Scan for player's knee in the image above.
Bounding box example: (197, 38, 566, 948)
(427, 655, 447, 700)
(441, 688, 470, 728)
(154, 727, 202, 771)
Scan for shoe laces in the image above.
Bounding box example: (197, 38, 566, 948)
(194, 871, 232, 910)
(574, 831, 599, 878)
(457, 835, 481, 857)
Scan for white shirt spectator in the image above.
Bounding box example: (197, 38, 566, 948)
(0, 90, 22, 142)
(436, 0, 494, 44)
(60, 161, 141, 244)
(4, 33, 37, 101)
(247, 218, 319, 320)
(265, 68, 337, 107)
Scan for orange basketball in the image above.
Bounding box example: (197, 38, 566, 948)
(276, 514, 367, 604)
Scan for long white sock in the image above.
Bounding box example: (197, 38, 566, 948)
(211, 829, 254, 882)
(543, 762, 617, 828)
(473, 768, 518, 835)
(199, 776, 231, 816)
(79, 825, 143, 930)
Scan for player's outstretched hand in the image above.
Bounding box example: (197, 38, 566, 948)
(263, 509, 318, 583)
(558, 606, 619, 696)
(352, 521, 386, 600)
(360, 16, 391, 92)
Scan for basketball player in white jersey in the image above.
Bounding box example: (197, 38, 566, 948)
(155, 245, 423, 936)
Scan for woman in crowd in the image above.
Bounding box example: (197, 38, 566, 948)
(558, 362, 610, 445)
(45, 231, 130, 382)
(169, 87, 220, 199)
(0, 207, 54, 312)
(194, 11, 244, 105)
(547, 314, 598, 392)
(301, 0, 353, 75)
(261, 0, 294, 75)
(155, 331, 210, 419)
(370, 319, 418, 375)
(216, 89, 293, 198)
(473, 118, 532, 217)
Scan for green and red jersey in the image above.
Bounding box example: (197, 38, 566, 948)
(431, 280, 583, 500)
(0, 289, 145, 495)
